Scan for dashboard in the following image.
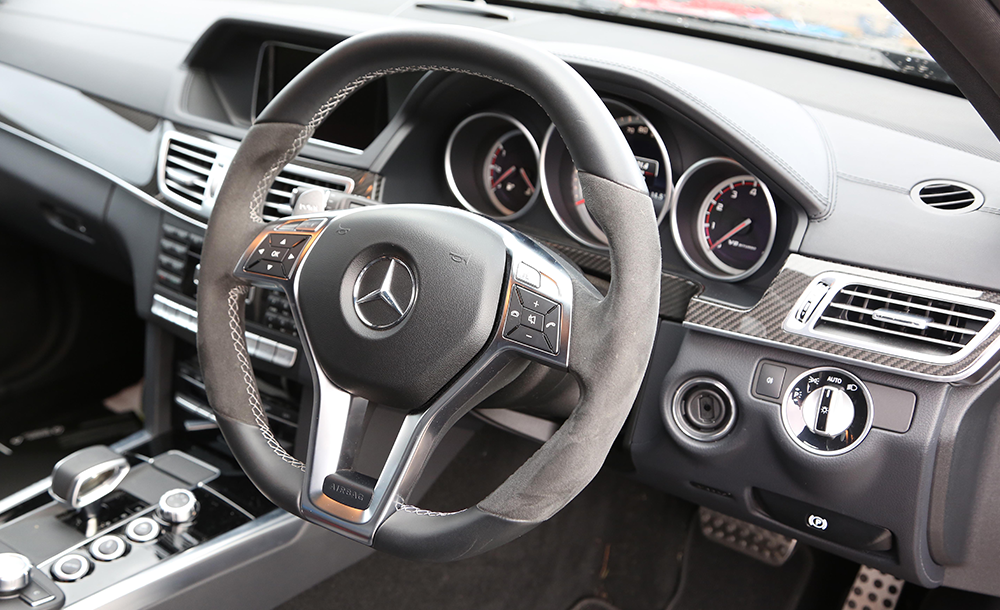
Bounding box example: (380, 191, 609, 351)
(4, 0, 1000, 599)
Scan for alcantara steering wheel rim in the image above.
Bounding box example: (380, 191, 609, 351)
(196, 24, 662, 561)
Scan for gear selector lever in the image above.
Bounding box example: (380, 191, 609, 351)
(49, 445, 130, 509)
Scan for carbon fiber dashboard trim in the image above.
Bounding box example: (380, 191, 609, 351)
(685, 253, 1000, 383)
(541, 239, 699, 321)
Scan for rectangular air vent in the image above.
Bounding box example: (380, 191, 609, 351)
(262, 166, 355, 221)
(161, 137, 217, 208)
(786, 273, 1000, 364)
(158, 131, 357, 221)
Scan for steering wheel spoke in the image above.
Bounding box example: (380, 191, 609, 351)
(293, 216, 577, 544)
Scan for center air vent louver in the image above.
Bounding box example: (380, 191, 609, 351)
(785, 273, 1000, 364)
(910, 180, 984, 213)
(162, 137, 217, 208)
(158, 131, 358, 221)
(262, 166, 355, 221)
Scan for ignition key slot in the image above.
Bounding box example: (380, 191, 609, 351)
(671, 377, 737, 441)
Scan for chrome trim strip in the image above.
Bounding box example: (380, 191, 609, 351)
(0, 120, 208, 229)
(0, 479, 51, 518)
(174, 394, 217, 423)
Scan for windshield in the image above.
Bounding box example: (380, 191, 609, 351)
(515, 0, 950, 84)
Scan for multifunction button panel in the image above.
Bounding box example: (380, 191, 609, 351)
(781, 367, 872, 455)
(243, 218, 325, 280)
(503, 284, 561, 354)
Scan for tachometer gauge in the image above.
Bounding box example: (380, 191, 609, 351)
(445, 112, 541, 220)
(697, 176, 773, 275)
(484, 130, 538, 215)
(670, 158, 777, 282)
(541, 99, 672, 248)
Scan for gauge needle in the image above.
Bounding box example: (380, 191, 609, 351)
(709, 218, 752, 250)
(519, 168, 535, 193)
(491, 166, 516, 189)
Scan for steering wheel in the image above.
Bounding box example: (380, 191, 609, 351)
(196, 24, 661, 561)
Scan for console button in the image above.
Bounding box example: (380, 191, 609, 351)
(19, 580, 56, 607)
(755, 489, 892, 552)
(156, 269, 183, 289)
(51, 554, 90, 582)
(516, 287, 557, 314)
(755, 363, 787, 400)
(160, 238, 187, 257)
(89, 535, 127, 561)
(157, 489, 199, 524)
(158, 254, 185, 273)
(125, 517, 161, 543)
(162, 225, 189, 242)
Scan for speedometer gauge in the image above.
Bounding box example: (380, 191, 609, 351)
(540, 99, 672, 248)
(670, 158, 777, 282)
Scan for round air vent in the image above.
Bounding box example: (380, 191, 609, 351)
(910, 180, 984, 213)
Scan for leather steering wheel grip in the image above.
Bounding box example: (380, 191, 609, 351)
(197, 24, 661, 560)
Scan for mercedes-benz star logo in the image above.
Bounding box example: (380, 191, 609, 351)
(352, 256, 416, 329)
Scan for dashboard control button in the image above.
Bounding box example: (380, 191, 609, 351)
(89, 535, 127, 561)
(162, 225, 189, 242)
(754, 489, 892, 552)
(272, 344, 298, 368)
(754, 363, 786, 399)
(157, 489, 199, 524)
(158, 254, 185, 273)
(781, 367, 872, 455)
(516, 287, 557, 314)
(156, 269, 183, 289)
(50, 554, 90, 582)
(521, 310, 544, 331)
(125, 517, 161, 543)
(160, 238, 187, 257)
(0, 552, 31, 593)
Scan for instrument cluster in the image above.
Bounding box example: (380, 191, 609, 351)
(444, 100, 780, 283)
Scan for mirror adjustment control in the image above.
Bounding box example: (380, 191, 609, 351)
(781, 367, 872, 455)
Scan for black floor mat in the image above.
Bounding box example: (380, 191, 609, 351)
(278, 425, 695, 610)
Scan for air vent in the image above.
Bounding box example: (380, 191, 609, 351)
(262, 167, 355, 221)
(910, 180, 984, 213)
(815, 283, 996, 359)
(162, 137, 217, 208)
